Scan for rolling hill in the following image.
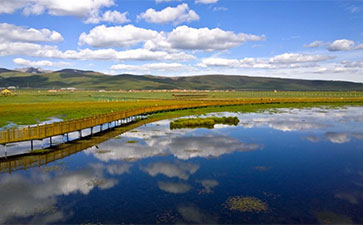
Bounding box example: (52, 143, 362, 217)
(0, 68, 363, 91)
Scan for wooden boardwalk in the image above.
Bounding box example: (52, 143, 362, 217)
(0, 116, 163, 174)
(1, 98, 362, 146)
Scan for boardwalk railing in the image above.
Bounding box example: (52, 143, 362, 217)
(1, 98, 362, 145)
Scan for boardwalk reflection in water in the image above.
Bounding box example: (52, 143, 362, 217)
(0, 107, 363, 224)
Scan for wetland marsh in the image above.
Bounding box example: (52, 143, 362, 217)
(0, 106, 362, 224)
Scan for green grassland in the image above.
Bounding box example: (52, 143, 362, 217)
(2, 69, 363, 91)
(1, 90, 363, 129)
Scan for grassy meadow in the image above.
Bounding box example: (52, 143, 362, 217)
(1, 89, 363, 128)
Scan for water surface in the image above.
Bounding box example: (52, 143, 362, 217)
(1, 106, 363, 224)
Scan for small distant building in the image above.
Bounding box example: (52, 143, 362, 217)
(48, 89, 58, 93)
(67, 87, 77, 92)
(1, 89, 12, 96)
(274, 90, 278, 93)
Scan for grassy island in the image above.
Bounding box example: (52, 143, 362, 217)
(170, 116, 239, 129)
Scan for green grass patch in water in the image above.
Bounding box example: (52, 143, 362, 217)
(224, 196, 268, 213)
(170, 116, 239, 129)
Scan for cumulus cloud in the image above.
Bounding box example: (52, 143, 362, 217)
(79, 25, 160, 48)
(13, 57, 70, 67)
(111, 62, 192, 72)
(313, 66, 350, 74)
(0, 0, 118, 24)
(328, 39, 355, 51)
(195, 0, 218, 4)
(85, 10, 130, 24)
(340, 60, 363, 68)
(304, 40, 325, 48)
(0, 42, 195, 61)
(138, 3, 199, 25)
(0, 23, 63, 42)
(304, 39, 363, 52)
(328, 39, 363, 51)
(198, 53, 333, 69)
(80, 24, 264, 51)
(198, 57, 273, 69)
(269, 53, 333, 64)
(145, 25, 265, 51)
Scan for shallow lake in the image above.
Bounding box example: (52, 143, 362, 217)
(0, 106, 363, 224)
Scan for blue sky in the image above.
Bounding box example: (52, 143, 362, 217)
(0, 0, 362, 82)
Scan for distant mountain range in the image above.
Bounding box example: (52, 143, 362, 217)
(1, 67, 363, 91)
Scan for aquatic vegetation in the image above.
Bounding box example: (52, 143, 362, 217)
(224, 196, 268, 212)
(156, 210, 177, 224)
(127, 140, 139, 144)
(170, 116, 239, 129)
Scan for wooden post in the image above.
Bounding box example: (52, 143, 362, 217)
(49, 136, 52, 147)
(3, 144, 7, 159)
(31, 140, 33, 151)
(79, 130, 82, 138)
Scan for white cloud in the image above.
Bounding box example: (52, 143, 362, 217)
(0, 0, 29, 14)
(328, 39, 355, 51)
(111, 62, 191, 72)
(327, 39, 363, 51)
(13, 57, 70, 67)
(80, 24, 264, 52)
(0, 23, 63, 42)
(198, 57, 273, 69)
(313, 66, 351, 74)
(269, 53, 333, 64)
(198, 53, 333, 69)
(304, 40, 325, 48)
(0, 0, 117, 24)
(79, 24, 160, 48)
(166, 26, 264, 51)
(85, 10, 130, 24)
(195, 0, 218, 4)
(0, 42, 195, 61)
(138, 3, 199, 25)
(145, 25, 265, 51)
(340, 60, 363, 68)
